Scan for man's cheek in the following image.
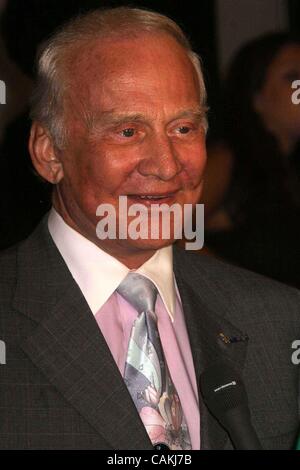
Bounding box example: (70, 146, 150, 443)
(194, 157, 207, 186)
(184, 145, 206, 177)
(183, 163, 205, 189)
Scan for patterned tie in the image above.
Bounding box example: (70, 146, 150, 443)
(117, 272, 191, 450)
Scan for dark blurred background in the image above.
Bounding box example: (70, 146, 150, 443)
(1, 0, 300, 287)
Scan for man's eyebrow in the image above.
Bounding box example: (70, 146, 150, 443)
(170, 107, 208, 121)
(86, 106, 208, 129)
(86, 111, 147, 129)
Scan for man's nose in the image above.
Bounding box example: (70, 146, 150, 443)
(137, 134, 182, 181)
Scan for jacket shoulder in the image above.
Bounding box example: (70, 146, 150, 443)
(173, 246, 300, 322)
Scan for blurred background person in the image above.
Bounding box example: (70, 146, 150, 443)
(202, 32, 300, 289)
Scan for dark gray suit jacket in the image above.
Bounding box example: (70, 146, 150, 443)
(0, 216, 300, 449)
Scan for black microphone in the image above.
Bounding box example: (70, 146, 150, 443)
(200, 361, 262, 450)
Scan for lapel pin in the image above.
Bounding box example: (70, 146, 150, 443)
(218, 332, 249, 344)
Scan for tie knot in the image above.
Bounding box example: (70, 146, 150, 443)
(117, 273, 158, 314)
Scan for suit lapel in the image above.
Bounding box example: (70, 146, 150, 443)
(173, 248, 249, 450)
(13, 217, 152, 450)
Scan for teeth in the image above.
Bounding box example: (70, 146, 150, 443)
(139, 195, 167, 199)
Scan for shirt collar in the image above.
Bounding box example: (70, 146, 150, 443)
(135, 247, 175, 321)
(48, 208, 176, 321)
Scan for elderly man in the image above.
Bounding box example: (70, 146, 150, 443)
(0, 7, 299, 450)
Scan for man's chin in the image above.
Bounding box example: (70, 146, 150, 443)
(123, 236, 176, 251)
(95, 234, 176, 250)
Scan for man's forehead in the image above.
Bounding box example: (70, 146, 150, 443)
(67, 31, 190, 75)
(66, 37, 198, 104)
(63, 32, 201, 123)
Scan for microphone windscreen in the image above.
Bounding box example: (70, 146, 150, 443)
(200, 361, 248, 417)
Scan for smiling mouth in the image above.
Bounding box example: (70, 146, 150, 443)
(126, 193, 178, 203)
(131, 194, 172, 199)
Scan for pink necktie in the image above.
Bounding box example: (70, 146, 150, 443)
(117, 272, 191, 450)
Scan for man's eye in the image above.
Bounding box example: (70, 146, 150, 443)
(121, 128, 135, 138)
(178, 126, 191, 134)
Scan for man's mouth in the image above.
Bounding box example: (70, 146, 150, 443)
(126, 193, 178, 205)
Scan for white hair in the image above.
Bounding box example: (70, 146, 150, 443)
(30, 6, 207, 148)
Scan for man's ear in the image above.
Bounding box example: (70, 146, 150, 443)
(29, 122, 64, 184)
